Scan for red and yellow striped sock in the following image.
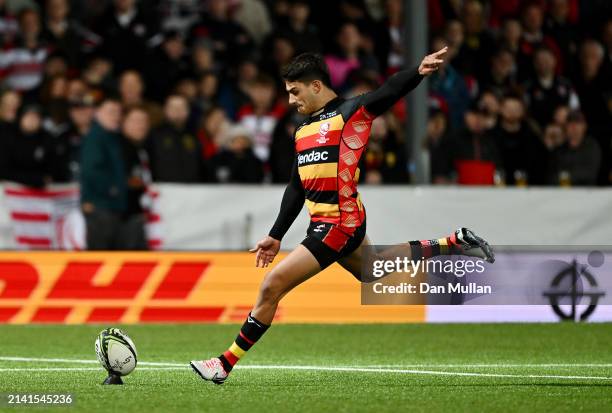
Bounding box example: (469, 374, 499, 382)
(218, 313, 269, 373)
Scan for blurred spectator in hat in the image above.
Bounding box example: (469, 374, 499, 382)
(0, 104, 51, 187)
(118, 70, 163, 128)
(492, 95, 547, 185)
(120, 106, 152, 250)
(0, 8, 48, 100)
(148, 94, 205, 183)
(424, 107, 454, 184)
(187, 0, 253, 67)
(144, 29, 190, 102)
(553, 110, 601, 186)
(524, 46, 579, 128)
(237, 74, 285, 163)
(210, 124, 264, 183)
(93, 0, 160, 73)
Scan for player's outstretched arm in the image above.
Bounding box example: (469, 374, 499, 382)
(250, 160, 305, 267)
(361, 46, 448, 117)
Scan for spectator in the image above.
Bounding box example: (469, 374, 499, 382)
(0, 89, 21, 132)
(144, 30, 190, 102)
(0, 0, 19, 47)
(120, 106, 151, 250)
(363, 115, 408, 183)
(210, 125, 264, 183)
(480, 49, 519, 97)
(0, 105, 50, 187)
(237, 75, 285, 163)
(518, 3, 563, 79)
(0, 8, 48, 98)
(54, 93, 95, 182)
(451, 105, 501, 185)
(269, 108, 303, 183)
(524, 46, 578, 128)
(325, 22, 378, 90)
(554, 110, 601, 186)
(429, 37, 471, 129)
(187, 0, 253, 67)
(272, 0, 321, 54)
(93, 0, 160, 73)
(453, 0, 496, 79)
(190, 40, 216, 78)
(234, 0, 272, 46)
(574, 39, 612, 184)
(193, 71, 219, 120)
(425, 108, 454, 184)
(492, 96, 547, 185)
(118, 70, 163, 128)
(80, 98, 129, 250)
(544, 0, 578, 75)
(197, 105, 231, 161)
(41, 0, 97, 69)
(148, 94, 204, 183)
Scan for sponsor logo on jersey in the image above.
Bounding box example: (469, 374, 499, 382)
(313, 224, 326, 233)
(298, 150, 329, 166)
(316, 122, 330, 144)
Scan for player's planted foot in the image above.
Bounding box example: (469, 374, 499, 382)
(453, 228, 495, 263)
(190, 358, 229, 385)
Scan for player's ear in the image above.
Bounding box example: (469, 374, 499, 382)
(311, 80, 322, 94)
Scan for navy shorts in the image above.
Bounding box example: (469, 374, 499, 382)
(301, 220, 367, 269)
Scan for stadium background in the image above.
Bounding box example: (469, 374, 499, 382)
(0, 0, 611, 324)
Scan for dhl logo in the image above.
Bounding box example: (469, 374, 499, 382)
(0, 252, 264, 324)
(0, 252, 425, 324)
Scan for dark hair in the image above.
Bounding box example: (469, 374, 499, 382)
(281, 53, 332, 88)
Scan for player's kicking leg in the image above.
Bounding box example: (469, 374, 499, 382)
(338, 228, 494, 281)
(190, 244, 321, 384)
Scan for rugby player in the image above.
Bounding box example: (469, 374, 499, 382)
(191, 47, 494, 384)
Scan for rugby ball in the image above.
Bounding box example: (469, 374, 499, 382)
(95, 328, 138, 376)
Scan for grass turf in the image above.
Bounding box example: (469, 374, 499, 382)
(0, 323, 611, 412)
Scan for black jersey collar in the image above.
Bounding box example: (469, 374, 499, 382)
(310, 97, 344, 118)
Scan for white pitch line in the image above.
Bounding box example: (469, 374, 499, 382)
(0, 357, 184, 367)
(0, 367, 187, 372)
(2, 357, 612, 369)
(0, 357, 611, 380)
(234, 365, 612, 381)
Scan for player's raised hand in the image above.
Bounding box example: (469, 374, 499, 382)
(249, 236, 281, 268)
(418, 46, 448, 76)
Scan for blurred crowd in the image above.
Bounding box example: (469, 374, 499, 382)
(0, 0, 610, 193)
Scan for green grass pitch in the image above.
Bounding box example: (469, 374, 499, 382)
(1, 323, 611, 412)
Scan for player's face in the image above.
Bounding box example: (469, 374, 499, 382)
(285, 80, 317, 115)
